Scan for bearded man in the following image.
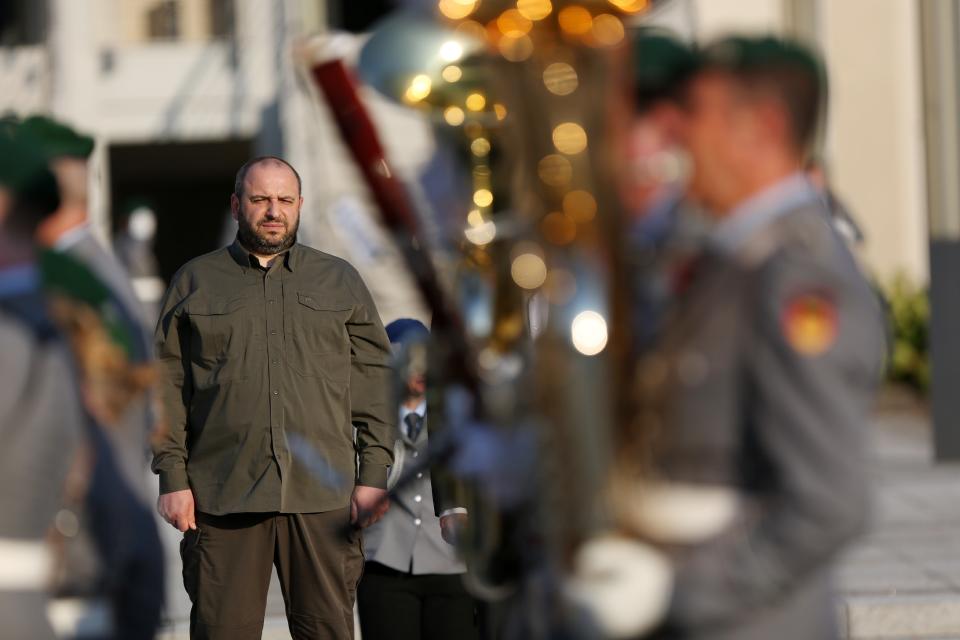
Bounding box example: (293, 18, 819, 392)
(152, 156, 394, 640)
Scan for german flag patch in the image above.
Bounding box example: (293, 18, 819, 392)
(781, 292, 838, 356)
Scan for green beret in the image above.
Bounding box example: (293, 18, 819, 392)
(18, 115, 95, 160)
(0, 131, 60, 215)
(697, 35, 826, 89)
(631, 28, 698, 111)
(39, 249, 139, 360)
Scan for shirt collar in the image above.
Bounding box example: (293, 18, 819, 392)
(0, 263, 40, 298)
(228, 237, 297, 273)
(53, 223, 91, 251)
(399, 400, 427, 423)
(710, 172, 820, 255)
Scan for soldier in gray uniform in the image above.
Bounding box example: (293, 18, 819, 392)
(638, 37, 885, 639)
(0, 127, 83, 639)
(358, 318, 479, 640)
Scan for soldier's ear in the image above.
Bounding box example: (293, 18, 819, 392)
(230, 193, 240, 221)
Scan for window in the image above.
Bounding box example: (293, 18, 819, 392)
(0, 0, 48, 46)
(146, 0, 179, 41)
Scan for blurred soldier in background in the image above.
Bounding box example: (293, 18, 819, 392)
(358, 318, 480, 640)
(0, 129, 83, 639)
(637, 37, 885, 639)
(622, 29, 705, 353)
(18, 115, 164, 640)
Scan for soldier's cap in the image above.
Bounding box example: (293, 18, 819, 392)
(630, 28, 698, 111)
(18, 114, 95, 160)
(694, 35, 826, 91)
(0, 129, 61, 215)
(386, 318, 430, 347)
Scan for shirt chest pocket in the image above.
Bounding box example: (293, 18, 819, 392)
(285, 292, 351, 383)
(186, 297, 253, 387)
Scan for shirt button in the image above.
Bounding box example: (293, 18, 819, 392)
(412, 451, 419, 458)
(272, 390, 279, 395)
(272, 360, 279, 365)
(414, 518, 422, 526)
(414, 495, 422, 503)
(416, 472, 423, 479)
(270, 330, 277, 335)
(268, 299, 275, 304)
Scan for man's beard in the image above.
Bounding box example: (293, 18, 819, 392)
(237, 214, 299, 255)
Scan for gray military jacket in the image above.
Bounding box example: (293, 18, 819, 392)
(640, 184, 885, 640)
(363, 404, 466, 575)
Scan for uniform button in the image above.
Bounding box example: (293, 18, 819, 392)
(272, 390, 279, 395)
(414, 495, 422, 503)
(268, 299, 275, 304)
(270, 330, 277, 335)
(412, 451, 419, 458)
(416, 472, 423, 479)
(414, 518, 422, 526)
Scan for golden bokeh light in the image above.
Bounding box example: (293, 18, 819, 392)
(404, 74, 432, 103)
(467, 208, 485, 227)
(438, 0, 479, 20)
(497, 9, 533, 36)
(511, 253, 548, 290)
(473, 188, 494, 207)
(443, 106, 466, 126)
(441, 65, 463, 83)
(543, 62, 578, 95)
(563, 190, 597, 222)
(571, 310, 608, 356)
(471, 137, 491, 157)
(517, 0, 553, 21)
(538, 154, 573, 187)
(541, 211, 577, 245)
(607, 0, 649, 13)
(499, 34, 534, 62)
(494, 103, 508, 120)
(552, 122, 588, 154)
(466, 92, 487, 111)
(442, 65, 463, 83)
(558, 6, 593, 36)
(591, 14, 625, 46)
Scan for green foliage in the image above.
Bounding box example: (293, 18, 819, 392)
(882, 273, 929, 393)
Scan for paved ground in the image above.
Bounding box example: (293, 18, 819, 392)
(836, 403, 960, 640)
(155, 396, 960, 639)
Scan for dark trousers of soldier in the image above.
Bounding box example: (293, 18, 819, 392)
(357, 561, 480, 640)
(181, 507, 363, 640)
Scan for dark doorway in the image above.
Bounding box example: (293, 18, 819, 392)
(109, 139, 252, 283)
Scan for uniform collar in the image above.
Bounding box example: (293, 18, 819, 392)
(710, 172, 820, 255)
(399, 400, 427, 422)
(228, 238, 298, 273)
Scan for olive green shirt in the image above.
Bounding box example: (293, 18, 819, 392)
(152, 240, 393, 515)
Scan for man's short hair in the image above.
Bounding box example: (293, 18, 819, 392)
(696, 36, 827, 154)
(233, 156, 302, 198)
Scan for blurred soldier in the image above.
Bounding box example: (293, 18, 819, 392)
(19, 115, 164, 640)
(358, 318, 479, 640)
(153, 156, 394, 640)
(637, 37, 885, 639)
(622, 29, 705, 352)
(0, 129, 83, 639)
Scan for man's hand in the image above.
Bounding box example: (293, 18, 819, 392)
(350, 486, 389, 528)
(439, 513, 468, 546)
(158, 489, 196, 532)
